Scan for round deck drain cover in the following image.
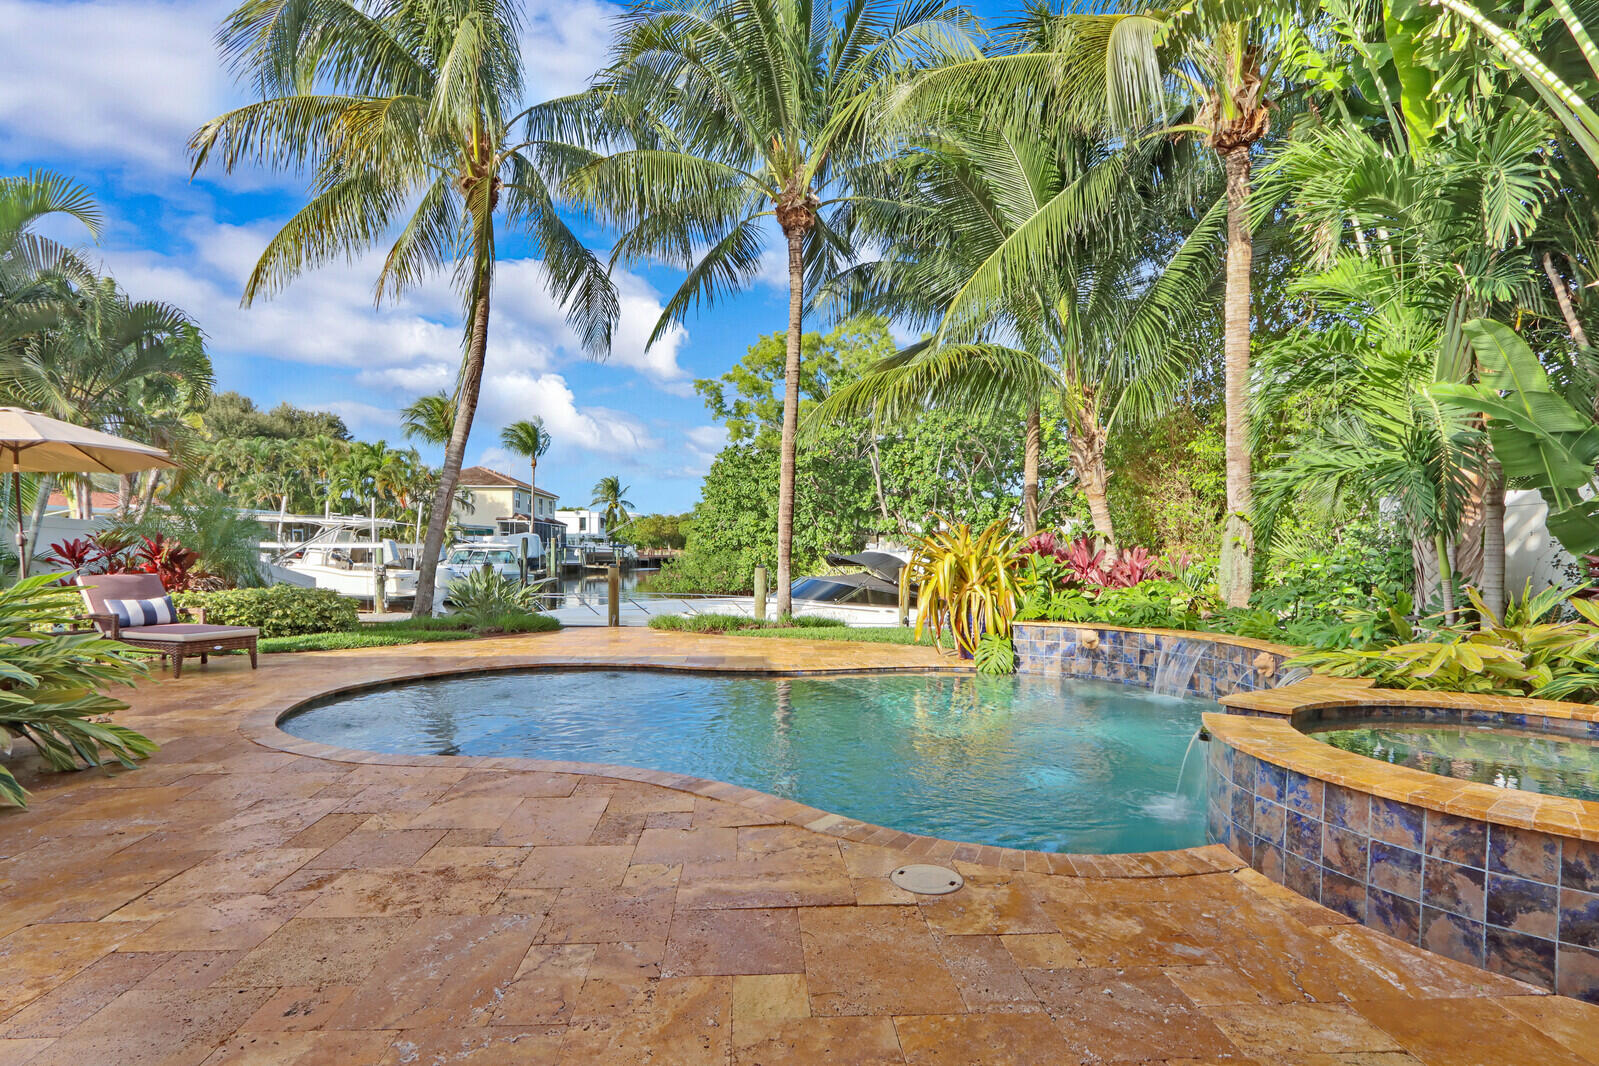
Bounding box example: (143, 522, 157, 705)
(890, 864, 964, 895)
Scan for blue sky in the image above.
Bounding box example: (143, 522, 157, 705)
(0, 0, 1006, 514)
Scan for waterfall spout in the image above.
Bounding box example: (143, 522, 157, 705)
(1152, 638, 1204, 697)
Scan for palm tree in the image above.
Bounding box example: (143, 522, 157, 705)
(890, 5, 1296, 605)
(191, 0, 619, 616)
(1, 170, 101, 354)
(564, 0, 977, 615)
(590, 475, 634, 543)
(401, 392, 456, 448)
(818, 112, 1219, 546)
(500, 417, 551, 518)
(1, 276, 213, 519)
(400, 391, 457, 546)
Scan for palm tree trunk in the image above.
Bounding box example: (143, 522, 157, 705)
(529, 458, 538, 526)
(1067, 423, 1116, 559)
(1434, 530, 1456, 622)
(1481, 459, 1506, 623)
(1022, 403, 1041, 532)
(135, 470, 160, 520)
(868, 439, 890, 523)
(1543, 251, 1591, 351)
(774, 226, 805, 618)
(1218, 147, 1255, 608)
(116, 474, 132, 519)
(413, 279, 491, 616)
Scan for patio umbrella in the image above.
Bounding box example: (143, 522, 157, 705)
(0, 408, 178, 579)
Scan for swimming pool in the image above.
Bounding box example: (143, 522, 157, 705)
(282, 669, 1214, 854)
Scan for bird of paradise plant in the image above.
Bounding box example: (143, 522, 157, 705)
(901, 520, 1024, 658)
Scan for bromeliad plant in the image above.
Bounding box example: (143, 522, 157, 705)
(1291, 584, 1599, 702)
(902, 520, 1023, 658)
(0, 574, 154, 807)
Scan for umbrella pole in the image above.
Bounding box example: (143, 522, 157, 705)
(12, 461, 25, 582)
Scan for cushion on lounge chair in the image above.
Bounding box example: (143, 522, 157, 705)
(75, 573, 168, 623)
(104, 595, 177, 628)
(118, 623, 259, 643)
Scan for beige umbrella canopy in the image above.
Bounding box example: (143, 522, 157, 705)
(0, 408, 179, 579)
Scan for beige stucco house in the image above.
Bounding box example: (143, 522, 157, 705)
(452, 466, 559, 535)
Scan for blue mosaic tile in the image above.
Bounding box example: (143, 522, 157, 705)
(1369, 886, 1422, 944)
(1370, 797, 1424, 851)
(1485, 925, 1556, 989)
(1486, 873, 1558, 940)
(1369, 842, 1421, 901)
(1322, 824, 1369, 879)
(1286, 811, 1322, 863)
(1282, 771, 1324, 818)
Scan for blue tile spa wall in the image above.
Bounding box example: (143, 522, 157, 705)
(1012, 624, 1286, 700)
(1206, 740, 1599, 1002)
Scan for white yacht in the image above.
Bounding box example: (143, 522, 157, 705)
(254, 513, 422, 604)
(438, 532, 545, 602)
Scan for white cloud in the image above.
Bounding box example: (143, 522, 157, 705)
(0, 0, 622, 177)
(520, 0, 621, 101)
(0, 0, 231, 172)
(476, 369, 656, 459)
(316, 400, 400, 438)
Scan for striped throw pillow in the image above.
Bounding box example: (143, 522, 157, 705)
(104, 595, 177, 628)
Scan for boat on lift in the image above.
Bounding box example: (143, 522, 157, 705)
(438, 532, 545, 602)
(253, 512, 422, 605)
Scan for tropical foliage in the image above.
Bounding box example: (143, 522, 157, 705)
(0, 575, 153, 807)
(900, 519, 1024, 657)
(191, 0, 619, 615)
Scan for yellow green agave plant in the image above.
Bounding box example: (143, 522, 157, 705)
(900, 520, 1024, 658)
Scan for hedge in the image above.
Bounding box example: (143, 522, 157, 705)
(174, 585, 359, 638)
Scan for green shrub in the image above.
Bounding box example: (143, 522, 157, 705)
(643, 550, 758, 594)
(174, 585, 358, 637)
(0, 575, 154, 806)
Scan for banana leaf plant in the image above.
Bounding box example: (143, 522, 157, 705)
(0, 574, 153, 807)
(1432, 318, 1599, 557)
(900, 520, 1024, 658)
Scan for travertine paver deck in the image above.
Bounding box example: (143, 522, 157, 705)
(2, 627, 1597, 1065)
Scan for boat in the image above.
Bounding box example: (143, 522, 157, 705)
(780, 550, 913, 624)
(253, 512, 422, 605)
(438, 533, 545, 602)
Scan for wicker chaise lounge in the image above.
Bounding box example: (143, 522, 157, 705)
(75, 574, 259, 679)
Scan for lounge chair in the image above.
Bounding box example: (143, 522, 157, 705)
(75, 574, 259, 679)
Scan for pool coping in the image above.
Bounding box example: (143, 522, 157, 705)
(240, 655, 1244, 880)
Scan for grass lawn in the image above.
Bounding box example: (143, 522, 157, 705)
(258, 613, 560, 653)
(649, 613, 948, 648)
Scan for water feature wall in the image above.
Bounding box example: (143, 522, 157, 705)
(1012, 623, 1286, 699)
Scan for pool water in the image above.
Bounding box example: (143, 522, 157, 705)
(1312, 721, 1599, 802)
(283, 670, 1214, 853)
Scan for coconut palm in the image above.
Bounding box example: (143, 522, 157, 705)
(191, 0, 620, 616)
(817, 111, 1220, 546)
(500, 417, 551, 512)
(590, 475, 634, 542)
(401, 391, 456, 448)
(889, 3, 1304, 604)
(563, 0, 978, 615)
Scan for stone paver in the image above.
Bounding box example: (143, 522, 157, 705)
(1, 627, 1596, 1064)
